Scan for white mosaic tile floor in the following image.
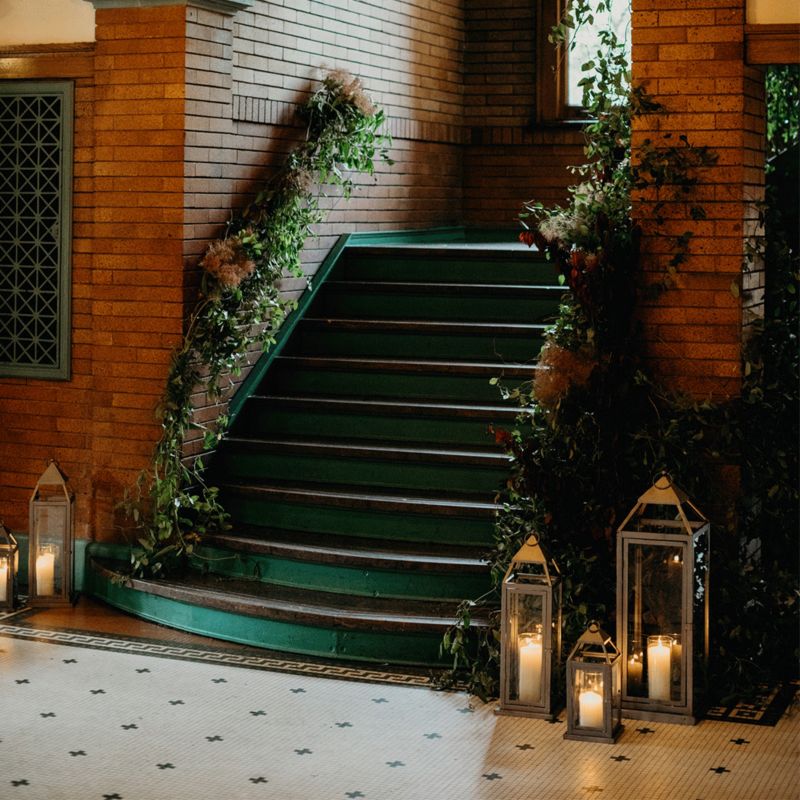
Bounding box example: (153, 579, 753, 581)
(0, 629, 797, 800)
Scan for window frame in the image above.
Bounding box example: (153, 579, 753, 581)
(0, 79, 74, 380)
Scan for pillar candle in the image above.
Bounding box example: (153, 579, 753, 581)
(578, 688, 604, 728)
(648, 636, 672, 701)
(518, 633, 543, 704)
(627, 654, 643, 687)
(0, 561, 7, 602)
(36, 551, 56, 596)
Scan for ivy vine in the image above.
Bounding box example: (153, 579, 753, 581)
(123, 71, 390, 578)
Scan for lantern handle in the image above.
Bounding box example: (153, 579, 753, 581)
(587, 620, 600, 634)
(653, 470, 673, 487)
(525, 532, 540, 547)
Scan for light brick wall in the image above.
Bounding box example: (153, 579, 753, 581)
(632, 0, 765, 398)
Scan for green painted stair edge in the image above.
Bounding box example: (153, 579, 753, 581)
(83, 542, 452, 666)
(226, 226, 525, 426)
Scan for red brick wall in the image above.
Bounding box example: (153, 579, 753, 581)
(632, 0, 765, 398)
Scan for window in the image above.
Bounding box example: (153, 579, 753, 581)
(0, 81, 73, 379)
(536, 0, 631, 123)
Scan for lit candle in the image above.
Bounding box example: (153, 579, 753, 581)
(36, 550, 56, 596)
(647, 635, 672, 701)
(518, 632, 543, 704)
(627, 653, 643, 687)
(578, 687, 604, 728)
(0, 560, 7, 602)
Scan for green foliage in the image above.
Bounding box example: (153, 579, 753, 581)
(442, 1, 798, 703)
(123, 72, 390, 578)
(765, 65, 800, 159)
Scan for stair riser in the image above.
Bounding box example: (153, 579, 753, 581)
(214, 450, 508, 495)
(224, 494, 495, 547)
(287, 327, 544, 361)
(267, 366, 527, 402)
(337, 255, 560, 285)
(191, 545, 488, 602)
(88, 568, 448, 666)
(235, 405, 506, 447)
(310, 289, 559, 323)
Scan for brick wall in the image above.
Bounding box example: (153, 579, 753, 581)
(632, 0, 766, 398)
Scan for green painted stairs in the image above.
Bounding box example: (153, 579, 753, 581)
(89, 236, 561, 666)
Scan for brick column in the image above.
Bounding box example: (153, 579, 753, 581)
(90, 4, 188, 537)
(632, 0, 766, 399)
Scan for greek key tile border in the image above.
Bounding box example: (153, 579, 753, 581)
(0, 619, 434, 688)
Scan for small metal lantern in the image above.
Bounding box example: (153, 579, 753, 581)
(0, 521, 19, 611)
(28, 461, 74, 606)
(616, 473, 710, 723)
(564, 621, 623, 743)
(497, 534, 562, 720)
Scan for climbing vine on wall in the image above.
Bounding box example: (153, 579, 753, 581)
(123, 71, 390, 578)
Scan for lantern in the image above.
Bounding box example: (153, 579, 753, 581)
(28, 461, 74, 606)
(616, 473, 710, 723)
(497, 534, 562, 720)
(564, 621, 623, 743)
(0, 522, 19, 611)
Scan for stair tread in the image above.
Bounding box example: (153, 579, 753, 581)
(346, 244, 543, 261)
(301, 317, 547, 334)
(324, 280, 560, 293)
(220, 436, 510, 465)
(95, 558, 486, 632)
(222, 481, 498, 515)
(275, 355, 536, 374)
(203, 529, 489, 572)
(251, 395, 527, 417)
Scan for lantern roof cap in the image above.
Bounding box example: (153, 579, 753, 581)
(31, 460, 72, 502)
(504, 533, 560, 584)
(637, 473, 689, 507)
(568, 621, 620, 663)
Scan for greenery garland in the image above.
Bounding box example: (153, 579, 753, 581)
(440, 4, 798, 703)
(124, 71, 390, 577)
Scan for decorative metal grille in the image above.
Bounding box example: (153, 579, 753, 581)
(0, 82, 72, 379)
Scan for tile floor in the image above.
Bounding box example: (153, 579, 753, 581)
(0, 604, 797, 800)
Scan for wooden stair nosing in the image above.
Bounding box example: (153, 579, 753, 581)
(92, 558, 487, 634)
(345, 245, 545, 262)
(323, 280, 561, 296)
(222, 482, 498, 517)
(274, 355, 537, 376)
(203, 530, 490, 573)
(220, 437, 511, 467)
(300, 318, 548, 336)
(247, 395, 531, 421)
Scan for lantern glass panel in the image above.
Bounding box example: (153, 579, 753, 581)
(32, 503, 66, 597)
(572, 668, 606, 730)
(0, 553, 11, 604)
(507, 589, 545, 705)
(624, 542, 684, 703)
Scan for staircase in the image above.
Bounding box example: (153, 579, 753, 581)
(89, 236, 561, 667)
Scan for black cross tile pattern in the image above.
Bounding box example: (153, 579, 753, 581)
(90, 689, 106, 695)
(636, 727, 655, 734)
(482, 773, 502, 781)
(205, 735, 223, 742)
(423, 733, 441, 739)
(168, 700, 184, 705)
(69, 750, 87, 757)
(584, 787, 604, 793)
(40, 712, 55, 718)
(10, 780, 29, 787)
(102, 794, 122, 799)
(250, 710, 266, 716)
(135, 668, 150, 674)
(121, 724, 138, 730)
(294, 749, 313, 755)
(291, 688, 306, 694)
(730, 738, 750, 745)
(156, 763, 175, 770)
(515, 744, 534, 751)
(62, 659, 77, 664)
(211, 678, 227, 684)
(15, 679, 29, 684)
(371, 698, 388, 704)
(610, 755, 630, 762)
(335, 722, 353, 728)
(386, 761, 405, 768)
(249, 777, 268, 784)
(345, 792, 365, 798)
(709, 766, 731, 774)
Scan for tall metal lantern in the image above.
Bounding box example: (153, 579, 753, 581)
(0, 521, 19, 611)
(497, 534, 562, 720)
(616, 473, 710, 723)
(28, 461, 74, 606)
(564, 621, 623, 743)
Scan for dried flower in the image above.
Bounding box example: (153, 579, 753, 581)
(325, 68, 376, 116)
(200, 236, 256, 288)
(533, 341, 596, 409)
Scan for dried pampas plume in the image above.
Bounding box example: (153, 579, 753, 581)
(325, 68, 376, 116)
(533, 341, 596, 409)
(200, 236, 256, 289)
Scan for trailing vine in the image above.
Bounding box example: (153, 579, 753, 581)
(124, 71, 390, 578)
(439, 2, 798, 703)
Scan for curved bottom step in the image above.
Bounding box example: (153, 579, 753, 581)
(86, 557, 485, 667)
